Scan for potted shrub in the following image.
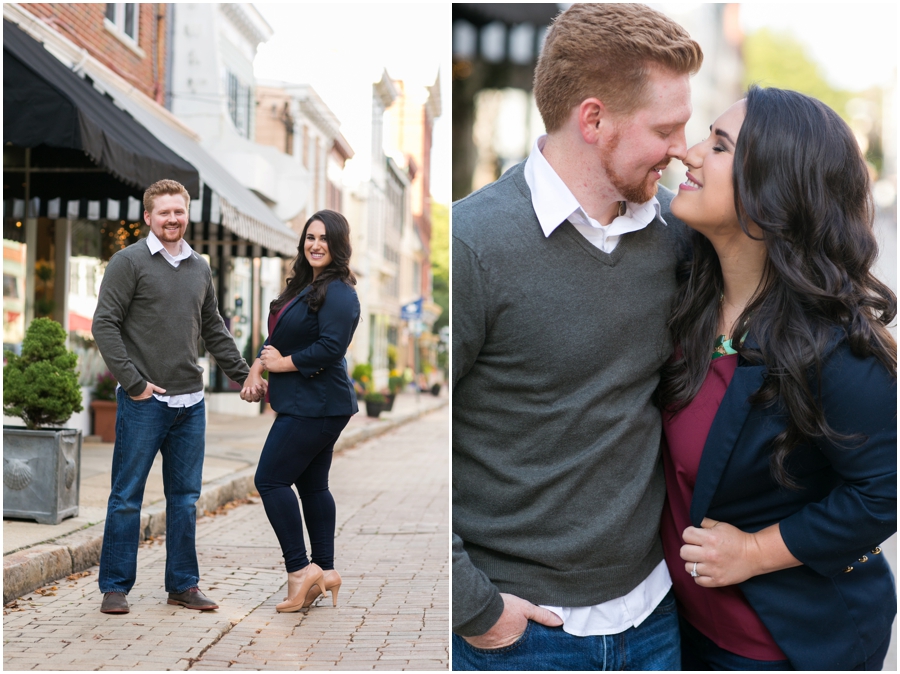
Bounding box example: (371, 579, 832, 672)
(3, 318, 84, 524)
(364, 391, 386, 418)
(351, 363, 373, 402)
(90, 371, 118, 443)
(385, 373, 404, 412)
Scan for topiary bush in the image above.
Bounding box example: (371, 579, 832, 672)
(3, 318, 83, 429)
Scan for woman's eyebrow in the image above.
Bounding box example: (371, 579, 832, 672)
(711, 125, 735, 145)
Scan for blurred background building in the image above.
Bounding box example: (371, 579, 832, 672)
(3, 2, 447, 429)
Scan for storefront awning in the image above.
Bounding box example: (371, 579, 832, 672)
(3, 20, 200, 197)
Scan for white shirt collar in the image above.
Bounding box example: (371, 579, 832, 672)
(523, 134, 666, 240)
(146, 230, 193, 263)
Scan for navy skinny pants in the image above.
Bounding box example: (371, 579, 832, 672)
(254, 414, 350, 573)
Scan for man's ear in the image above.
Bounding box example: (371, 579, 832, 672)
(578, 97, 608, 144)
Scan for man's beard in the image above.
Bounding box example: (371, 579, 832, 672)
(601, 132, 663, 205)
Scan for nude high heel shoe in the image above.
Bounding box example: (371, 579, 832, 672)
(302, 569, 342, 608)
(275, 563, 324, 613)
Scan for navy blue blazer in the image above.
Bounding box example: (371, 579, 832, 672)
(691, 334, 896, 670)
(263, 280, 360, 418)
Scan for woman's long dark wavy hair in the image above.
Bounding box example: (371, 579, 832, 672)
(657, 86, 896, 488)
(271, 210, 356, 314)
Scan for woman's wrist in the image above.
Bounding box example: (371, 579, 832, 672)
(749, 523, 801, 575)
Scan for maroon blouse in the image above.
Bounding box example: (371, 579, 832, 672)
(660, 353, 787, 661)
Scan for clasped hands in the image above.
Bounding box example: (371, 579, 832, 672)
(241, 345, 295, 402)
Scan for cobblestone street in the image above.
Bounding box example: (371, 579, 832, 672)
(3, 408, 449, 671)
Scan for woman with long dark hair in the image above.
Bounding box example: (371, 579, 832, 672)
(242, 210, 360, 612)
(657, 86, 896, 670)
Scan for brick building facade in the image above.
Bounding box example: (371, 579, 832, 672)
(21, 3, 168, 104)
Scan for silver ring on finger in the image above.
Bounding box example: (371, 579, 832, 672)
(690, 562, 699, 578)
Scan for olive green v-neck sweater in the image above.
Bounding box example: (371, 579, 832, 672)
(452, 162, 690, 636)
(93, 239, 249, 398)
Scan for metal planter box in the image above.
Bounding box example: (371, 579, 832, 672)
(3, 426, 81, 524)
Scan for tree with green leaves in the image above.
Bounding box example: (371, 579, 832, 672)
(3, 318, 83, 429)
(431, 202, 449, 373)
(742, 28, 851, 123)
(431, 201, 449, 335)
(742, 28, 883, 173)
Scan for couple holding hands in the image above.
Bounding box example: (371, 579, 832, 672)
(93, 180, 360, 619)
(452, 4, 896, 671)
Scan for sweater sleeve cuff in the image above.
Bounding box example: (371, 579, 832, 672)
(453, 591, 505, 637)
(124, 381, 147, 397)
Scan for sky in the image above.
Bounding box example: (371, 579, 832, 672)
(738, 3, 897, 90)
(253, 3, 451, 204)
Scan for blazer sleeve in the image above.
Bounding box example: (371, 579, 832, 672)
(778, 346, 897, 577)
(288, 283, 359, 377)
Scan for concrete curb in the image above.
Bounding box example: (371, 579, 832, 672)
(3, 399, 446, 605)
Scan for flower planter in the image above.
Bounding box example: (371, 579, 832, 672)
(365, 401, 385, 418)
(3, 426, 81, 524)
(90, 399, 118, 443)
(383, 393, 395, 412)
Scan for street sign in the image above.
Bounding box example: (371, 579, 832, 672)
(401, 298, 423, 321)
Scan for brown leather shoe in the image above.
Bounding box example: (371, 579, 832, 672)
(100, 592, 129, 614)
(167, 587, 219, 610)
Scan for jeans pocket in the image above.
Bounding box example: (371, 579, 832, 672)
(465, 619, 533, 655)
(652, 588, 678, 616)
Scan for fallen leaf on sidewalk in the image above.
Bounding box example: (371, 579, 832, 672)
(203, 496, 258, 518)
(66, 571, 92, 581)
(3, 600, 25, 614)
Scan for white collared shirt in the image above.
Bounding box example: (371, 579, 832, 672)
(132, 232, 204, 408)
(524, 135, 666, 254)
(524, 134, 673, 635)
(146, 230, 194, 267)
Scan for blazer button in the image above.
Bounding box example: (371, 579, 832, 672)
(843, 566, 854, 573)
(872, 547, 882, 555)
(858, 555, 868, 563)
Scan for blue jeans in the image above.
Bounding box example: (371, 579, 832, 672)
(452, 589, 680, 670)
(99, 388, 206, 594)
(254, 414, 350, 572)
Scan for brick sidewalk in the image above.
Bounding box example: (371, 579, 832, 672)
(3, 407, 449, 671)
